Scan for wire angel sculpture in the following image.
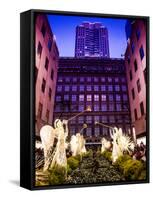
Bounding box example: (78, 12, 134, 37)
(70, 133, 86, 156)
(101, 138, 111, 153)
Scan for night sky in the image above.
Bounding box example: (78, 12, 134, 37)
(47, 14, 127, 58)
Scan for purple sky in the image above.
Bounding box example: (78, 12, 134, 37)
(47, 14, 127, 58)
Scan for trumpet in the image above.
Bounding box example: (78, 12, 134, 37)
(95, 121, 114, 130)
(68, 106, 92, 122)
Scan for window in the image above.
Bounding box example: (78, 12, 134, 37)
(38, 102, 43, 118)
(86, 128, 92, 136)
(87, 77, 91, 82)
(80, 77, 84, 82)
(46, 109, 49, 122)
(116, 115, 123, 123)
(78, 116, 84, 124)
(65, 77, 70, 82)
(79, 105, 84, 112)
(115, 77, 119, 82)
(102, 127, 108, 136)
(57, 85, 62, 92)
(108, 77, 112, 82)
(94, 85, 99, 91)
(73, 77, 77, 82)
(86, 116, 92, 123)
(130, 70, 132, 81)
(134, 108, 138, 120)
(51, 69, 54, 80)
(101, 95, 106, 101)
(55, 105, 61, 112)
(48, 39, 52, 52)
(94, 116, 100, 122)
(102, 116, 107, 123)
(109, 94, 114, 101)
(131, 42, 135, 54)
(94, 77, 98, 82)
(101, 104, 107, 111)
(87, 95, 92, 101)
(134, 59, 138, 72)
(58, 77, 63, 83)
(49, 88, 52, 100)
(44, 57, 49, 71)
(101, 85, 106, 91)
(136, 29, 141, 40)
(72, 95, 77, 102)
(64, 95, 69, 101)
(137, 79, 141, 93)
(72, 85, 77, 91)
(94, 94, 99, 101)
(71, 127, 76, 134)
(95, 127, 100, 136)
(122, 85, 127, 91)
(101, 77, 105, 82)
(121, 77, 126, 83)
(109, 116, 115, 123)
(116, 104, 122, 111)
(123, 104, 129, 111)
(41, 78, 46, 93)
(41, 23, 46, 37)
(140, 101, 145, 116)
(127, 55, 130, 64)
(108, 85, 113, 91)
(56, 95, 61, 102)
(65, 85, 70, 92)
(79, 95, 84, 101)
(37, 42, 42, 58)
(115, 85, 120, 91)
(132, 88, 135, 100)
(123, 94, 128, 101)
(87, 85, 92, 91)
(139, 45, 144, 60)
(94, 104, 99, 111)
(116, 94, 121, 101)
(109, 103, 114, 111)
(79, 85, 84, 91)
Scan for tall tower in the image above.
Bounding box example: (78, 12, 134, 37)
(75, 22, 110, 58)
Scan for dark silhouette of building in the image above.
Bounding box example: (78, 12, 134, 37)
(53, 57, 132, 144)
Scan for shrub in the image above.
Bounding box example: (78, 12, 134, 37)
(102, 150, 112, 162)
(138, 170, 146, 180)
(123, 159, 143, 180)
(67, 156, 79, 170)
(48, 166, 67, 185)
(114, 155, 131, 172)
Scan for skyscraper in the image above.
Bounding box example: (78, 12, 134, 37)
(75, 22, 110, 58)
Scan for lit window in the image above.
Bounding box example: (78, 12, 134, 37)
(109, 94, 114, 101)
(108, 85, 113, 91)
(123, 94, 128, 101)
(79, 105, 84, 112)
(57, 85, 62, 92)
(79, 85, 85, 91)
(94, 104, 99, 111)
(101, 95, 106, 101)
(116, 94, 121, 101)
(94, 116, 100, 122)
(72, 95, 77, 102)
(78, 116, 84, 124)
(101, 104, 107, 111)
(86, 116, 92, 123)
(72, 85, 77, 91)
(109, 116, 115, 123)
(86, 128, 92, 136)
(122, 85, 127, 91)
(102, 116, 107, 123)
(70, 127, 76, 134)
(65, 77, 70, 82)
(101, 77, 105, 82)
(64, 95, 69, 101)
(109, 103, 114, 111)
(55, 105, 61, 112)
(94, 77, 98, 82)
(115, 85, 120, 91)
(95, 127, 100, 136)
(94, 85, 99, 91)
(87, 95, 92, 101)
(80, 77, 85, 82)
(58, 77, 63, 83)
(108, 77, 112, 82)
(87, 77, 91, 82)
(116, 104, 122, 111)
(115, 77, 119, 82)
(116, 115, 123, 123)
(79, 95, 84, 101)
(73, 77, 77, 82)
(94, 94, 99, 101)
(101, 85, 106, 91)
(121, 77, 126, 83)
(65, 85, 70, 91)
(139, 46, 144, 60)
(56, 95, 61, 102)
(102, 127, 108, 136)
(87, 85, 92, 91)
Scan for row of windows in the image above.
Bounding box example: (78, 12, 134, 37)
(54, 102, 129, 112)
(68, 115, 130, 124)
(58, 76, 126, 83)
(131, 78, 141, 100)
(127, 45, 145, 65)
(57, 84, 127, 92)
(56, 94, 128, 102)
(134, 101, 145, 121)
